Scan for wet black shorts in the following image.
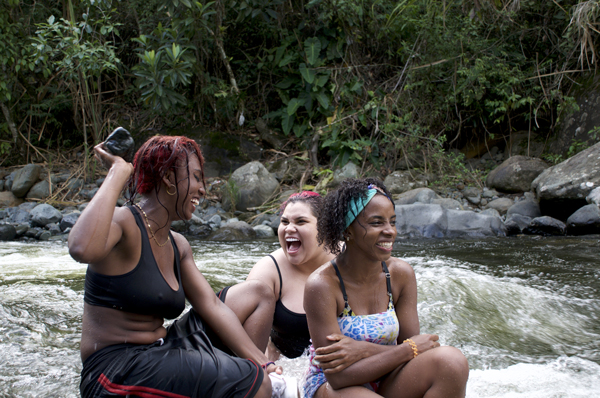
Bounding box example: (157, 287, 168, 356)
(80, 309, 264, 398)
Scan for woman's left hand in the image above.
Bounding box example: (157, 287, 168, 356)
(265, 363, 283, 375)
(313, 334, 367, 374)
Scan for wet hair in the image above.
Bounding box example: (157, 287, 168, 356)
(280, 191, 323, 218)
(317, 178, 394, 255)
(127, 135, 205, 221)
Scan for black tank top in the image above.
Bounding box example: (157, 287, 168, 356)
(269, 254, 311, 358)
(83, 206, 186, 319)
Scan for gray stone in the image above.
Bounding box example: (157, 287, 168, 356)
(507, 200, 542, 219)
(11, 164, 42, 197)
(431, 198, 463, 210)
(504, 214, 532, 235)
(329, 162, 360, 188)
(487, 156, 548, 193)
(566, 204, 600, 235)
(0, 180, 4, 191)
(445, 210, 506, 238)
(38, 230, 51, 241)
(480, 208, 501, 218)
(227, 162, 280, 211)
(19, 202, 38, 211)
(0, 224, 17, 241)
(484, 198, 514, 214)
(482, 188, 499, 198)
(209, 221, 258, 241)
(384, 171, 428, 195)
(269, 215, 281, 231)
(0, 191, 24, 207)
(207, 214, 222, 230)
(531, 141, 600, 219)
(26, 180, 51, 200)
(253, 224, 275, 238)
(15, 224, 29, 236)
(586, 187, 600, 205)
(170, 220, 186, 232)
(394, 188, 440, 205)
(0, 209, 6, 220)
(46, 222, 62, 235)
(188, 223, 212, 237)
(523, 216, 566, 236)
(65, 178, 84, 192)
(31, 204, 62, 226)
(266, 158, 304, 183)
(395, 204, 447, 238)
(8, 208, 32, 224)
(60, 212, 80, 232)
(25, 227, 41, 238)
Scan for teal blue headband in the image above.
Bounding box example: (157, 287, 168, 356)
(344, 188, 377, 229)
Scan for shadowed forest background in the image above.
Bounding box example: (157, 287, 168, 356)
(1, 0, 599, 187)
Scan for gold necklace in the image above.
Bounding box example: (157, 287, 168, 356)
(134, 203, 170, 247)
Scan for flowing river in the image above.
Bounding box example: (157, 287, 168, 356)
(1, 236, 599, 397)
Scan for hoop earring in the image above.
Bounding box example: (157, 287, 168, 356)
(166, 185, 176, 196)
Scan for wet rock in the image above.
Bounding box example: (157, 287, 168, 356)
(507, 200, 542, 219)
(38, 230, 51, 240)
(46, 223, 62, 235)
(523, 216, 566, 236)
(395, 204, 447, 238)
(26, 180, 51, 200)
(0, 224, 17, 241)
(269, 215, 281, 231)
(188, 223, 212, 238)
(462, 186, 482, 205)
(30, 204, 62, 226)
(209, 221, 258, 241)
(487, 156, 549, 193)
(504, 214, 532, 235)
(104, 127, 135, 162)
(15, 224, 29, 236)
(566, 204, 600, 235)
(480, 208, 501, 218)
(431, 198, 463, 210)
(445, 210, 506, 238)
(11, 164, 41, 197)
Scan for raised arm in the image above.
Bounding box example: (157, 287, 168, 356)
(177, 234, 278, 372)
(68, 143, 133, 264)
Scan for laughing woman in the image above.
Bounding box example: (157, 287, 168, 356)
(69, 136, 280, 398)
(302, 178, 469, 398)
(220, 191, 335, 360)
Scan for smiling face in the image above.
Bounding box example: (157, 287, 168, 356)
(346, 194, 397, 261)
(278, 202, 322, 266)
(173, 154, 205, 220)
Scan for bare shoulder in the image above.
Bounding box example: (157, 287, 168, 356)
(170, 231, 193, 258)
(386, 256, 416, 283)
(306, 261, 337, 290)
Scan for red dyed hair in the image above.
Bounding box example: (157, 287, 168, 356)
(280, 191, 322, 217)
(127, 135, 205, 200)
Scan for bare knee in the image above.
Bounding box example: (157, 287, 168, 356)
(433, 346, 469, 384)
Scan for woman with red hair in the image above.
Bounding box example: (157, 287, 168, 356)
(69, 135, 281, 398)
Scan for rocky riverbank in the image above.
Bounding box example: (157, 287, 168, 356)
(1, 141, 600, 242)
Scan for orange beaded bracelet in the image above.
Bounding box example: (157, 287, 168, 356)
(403, 338, 418, 358)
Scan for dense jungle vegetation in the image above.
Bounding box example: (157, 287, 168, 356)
(1, 0, 599, 186)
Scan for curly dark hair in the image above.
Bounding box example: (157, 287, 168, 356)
(317, 178, 394, 255)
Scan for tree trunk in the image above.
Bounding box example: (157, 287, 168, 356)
(0, 100, 18, 143)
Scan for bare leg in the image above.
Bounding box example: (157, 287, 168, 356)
(315, 384, 380, 398)
(254, 370, 273, 398)
(378, 346, 469, 398)
(223, 280, 276, 352)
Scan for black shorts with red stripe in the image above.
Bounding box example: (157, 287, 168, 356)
(80, 309, 264, 398)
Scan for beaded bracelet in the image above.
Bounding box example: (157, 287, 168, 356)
(403, 339, 418, 358)
(261, 361, 276, 370)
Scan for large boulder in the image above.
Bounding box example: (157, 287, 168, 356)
(566, 204, 600, 235)
(30, 204, 62, 226)
(395, 204, 447, 238)
(11, 164, 41, 197)
(504, 214, 533, 236)
(531, 142, 600, 220)
(445, 210, 506, 238)
(523, 216, 566, 236)
(228, 162, 280, 211)
(487, 156, 549, 193)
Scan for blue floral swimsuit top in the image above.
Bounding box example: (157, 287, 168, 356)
(302, 260, 400, 398)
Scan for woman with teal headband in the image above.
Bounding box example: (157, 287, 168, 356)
(302, 178, 469, 398)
